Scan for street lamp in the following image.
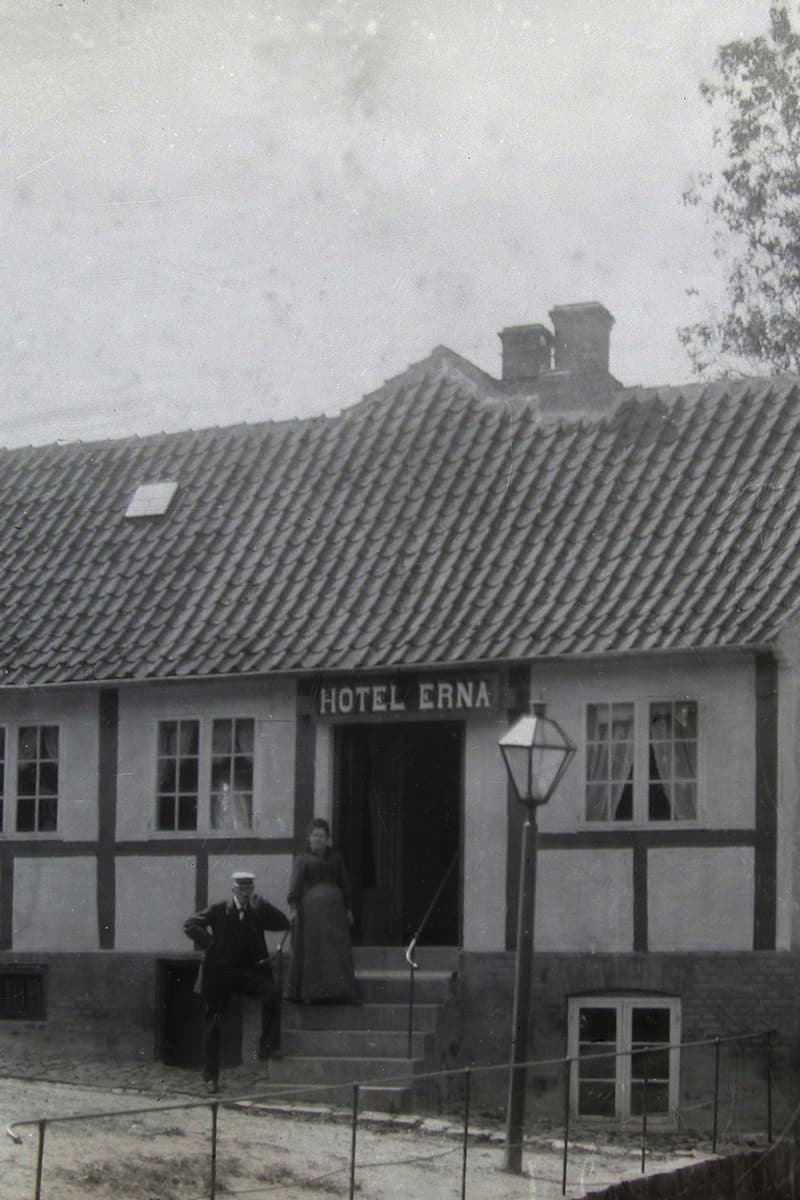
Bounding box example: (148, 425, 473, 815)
(499, 701, 576, 1174)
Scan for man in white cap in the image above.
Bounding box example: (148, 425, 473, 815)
(184, 869, 290, 1093)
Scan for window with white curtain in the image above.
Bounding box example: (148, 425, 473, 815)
(156, 716, 256, 834)
(0, 723, 60, 835)
(585, 700, 698, 824)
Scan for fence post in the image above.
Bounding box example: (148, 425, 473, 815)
(34, 1119, 47, 1200)
(349, 1082, 360, 1200)
(640, 1065, 648, 1175)
(766, 1030, 773, 1144)
(562, 1057, 571, 1196)
(461, 1067, 471, 1200)
(712, 1037, 721, 1154)
(407, 961, 416, 1060)
(209, 1101, 218, 1200)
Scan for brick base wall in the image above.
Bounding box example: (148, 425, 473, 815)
(454, 950, 800, 1129)
(0, 951, 181, 1061)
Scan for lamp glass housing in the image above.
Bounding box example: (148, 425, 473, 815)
(499, 708, 576, 806)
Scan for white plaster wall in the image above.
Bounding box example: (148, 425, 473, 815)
(776, 618, 800, 951)
(648, 846, 754, 950)
(0, 687, 99, 841)
(462, 716, 511, 951)
(14, 856, 97, 950)
(536, 848, 633, 951)
(313, 722, 334, 828)
(526, 654, 756, 834)
(209, 854, 293, 919)
(115, 855, 196, 952)
(116, 678, 296, 840)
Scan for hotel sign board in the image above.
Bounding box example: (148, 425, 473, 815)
(315, 673, 502, 719)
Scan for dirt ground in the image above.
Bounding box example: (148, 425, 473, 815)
(0, 1073, 719, 1200)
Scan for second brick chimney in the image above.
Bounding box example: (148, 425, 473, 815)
(549, 302, 614, 376)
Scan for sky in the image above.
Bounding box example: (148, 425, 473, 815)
(0, 0, 776, 447)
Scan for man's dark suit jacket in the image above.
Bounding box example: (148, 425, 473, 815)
(184, 896, 291, 985)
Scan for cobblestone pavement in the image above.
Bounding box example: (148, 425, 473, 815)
(2, 1037, 761, 1200)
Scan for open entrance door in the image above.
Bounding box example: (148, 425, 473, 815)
(335, 722, 462, 946)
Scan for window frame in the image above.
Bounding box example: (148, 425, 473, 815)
(0, 721, 62, 837)
(582, 697, 702, 828)
(152, 714, 259, 836)
(567, 994, 681, 1123)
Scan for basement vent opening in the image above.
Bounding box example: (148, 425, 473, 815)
(125, 481, 178, 519)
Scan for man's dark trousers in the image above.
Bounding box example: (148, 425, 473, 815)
(202, 961, 281, 1084)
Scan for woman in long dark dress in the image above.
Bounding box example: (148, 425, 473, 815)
(286, 817, 358, 1004)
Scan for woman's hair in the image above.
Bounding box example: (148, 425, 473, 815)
(307, 817, 330, 839)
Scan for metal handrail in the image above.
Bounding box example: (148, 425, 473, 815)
(404, 850, 459, 1057)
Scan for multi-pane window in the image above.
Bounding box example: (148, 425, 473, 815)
(211, 718, 254, 832)
(16, 725, 59, 833)
(156, 716, 256, 833)
(648, 702, 698, 821)
(156, 720, 199, 831)
(586, 700, 698, 824)
(568, 996, 680, 1121)
(586, 703, 634, 821)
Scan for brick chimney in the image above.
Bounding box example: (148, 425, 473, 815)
(499, 324, 553, 381)
(549, 302, 614, 376)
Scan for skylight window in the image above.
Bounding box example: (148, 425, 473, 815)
(125, 481, 178, 519)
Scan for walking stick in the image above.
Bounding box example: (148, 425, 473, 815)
(274, 929, 290, 1053)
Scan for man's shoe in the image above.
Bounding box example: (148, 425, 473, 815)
(204, 1078, 218, 1095)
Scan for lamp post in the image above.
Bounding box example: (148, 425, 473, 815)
(499, 701, 576, 1174)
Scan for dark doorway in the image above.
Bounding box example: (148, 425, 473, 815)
(156, 960, 242, 1068)
(335, 722, 462, 946)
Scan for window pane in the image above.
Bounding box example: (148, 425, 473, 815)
(39, 762, 58, 796)
(586, 704, 609, 741)
(579, 1046, 617, 1079)
(179, 721, 199, 755)
(178, 759, 198, 794)
(586, 785, 607, 821)
(16, 763, 37, 797)
(631, 1082, 669, 1115)
(178, 794, 197, 830)
(233, 762, 253, 792)
(675, 743, 696, 779)
(674, 783, 697, 820)
(38, 797, 57, 832)
(586, 743, 609, 780)
(40, 726, 59, 759)
(158, 722, 178, 756)
(16, 797, 35, 832)
(158, 760, 176, 793)
(579, 1082, 615, 1116)
(211, 758, 231, 792)
(632, 1048, 670, 1080)
(212, 720, 232, 755)
(234, 720, 254, 754)
(612, 783, 633, 821)
(158, 795, 175, 831)
(632, 1008, 670, 1042)
(579, 1007, 616, 1042)
(648, 781, 672, 821)
(18, 727, 38, 760)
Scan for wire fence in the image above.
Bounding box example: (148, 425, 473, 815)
(5, 1028, 778, 1200)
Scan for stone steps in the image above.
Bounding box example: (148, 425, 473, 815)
(267, 948, 460, 1113)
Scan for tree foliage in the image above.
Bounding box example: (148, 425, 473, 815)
(680, 5, 800, 374)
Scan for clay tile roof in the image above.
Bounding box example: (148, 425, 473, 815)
(1, 358, 800, 686)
